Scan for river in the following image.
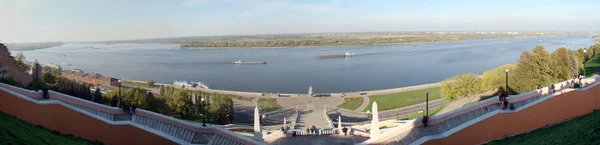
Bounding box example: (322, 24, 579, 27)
(10, 35, 595, 93)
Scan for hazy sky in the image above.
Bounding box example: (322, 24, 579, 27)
(1, 0, 599, 43)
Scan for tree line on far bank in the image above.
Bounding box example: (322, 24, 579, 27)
(441, 44, 600, 101)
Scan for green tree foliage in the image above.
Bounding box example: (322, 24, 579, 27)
(569, 51, 580, 78)
(167, 90, 193, 118)
(42, 72, 56, 85)
(511, 51, 541, 93)
(551, 47, 573, 80)
(147, 80, 155, 87)
(532, 46, 555, 84)
(13, 52, 29, 71)
(441, 73, 482, 100)
(93, 88, 103, 104)
(207, 96, 234, 124)
(480, 64, 516, 91)
(54, 77, 92, 100)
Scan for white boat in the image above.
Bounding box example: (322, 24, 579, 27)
(233, 60, 267, 64)
(174, 80, 209, 89)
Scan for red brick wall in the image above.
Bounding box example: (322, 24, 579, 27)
(0, 90, 177, 145)
(0, 44, 33, 86)
(424, 86, 600, 145)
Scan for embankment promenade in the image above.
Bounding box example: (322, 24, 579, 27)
(123, 79, 439, 98)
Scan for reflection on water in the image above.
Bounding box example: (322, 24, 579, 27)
(10, 35, 595, 93)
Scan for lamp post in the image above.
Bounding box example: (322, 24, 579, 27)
(118, 80, 122, 108)
(583, 49, 587, 76)
(505, 69, 509, 96)
(201, 97, 206, 126)
(426, 91, 429, 116)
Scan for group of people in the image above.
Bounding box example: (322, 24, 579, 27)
(570, 75, 586, 88)
(341, 126, 354, 136)
(121, 104, 137, 115)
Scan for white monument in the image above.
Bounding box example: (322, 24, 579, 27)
(284, 117, 287, 126)
(253, 106, 263, 141)
(308, 85, 313, 97)
(370, 102, 380, 139)
(338, 116, 342, 131)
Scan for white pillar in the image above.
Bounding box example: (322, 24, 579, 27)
(284, 117, 287, 126)
(253, 106, 263, 141)
(370, 102, 380, 139)
(338, 116, 342, 130)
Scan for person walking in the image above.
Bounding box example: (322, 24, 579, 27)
(342, 127, 348, 136)
(131, 104, 137, 114)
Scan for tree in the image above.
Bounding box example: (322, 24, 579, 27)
(441, 73, 482, 101)
(480, 64, 516, 91)
(532, 46, 555, 85)
(93, 87, 103, 104)
(511, 51, 541, 94)
(42, 72, 56, 85)
(147, 80, 155, 87)
(167, 90, 193, 118)
(550, 47, 572, 80)
(568, 51, 580, 78)
(14, 52, 25, 63)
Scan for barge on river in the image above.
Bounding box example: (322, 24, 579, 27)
(314, 52, 355, 59)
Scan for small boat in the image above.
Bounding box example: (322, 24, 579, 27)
(314, 52, 355, 59)
(233, 60, 267, 64)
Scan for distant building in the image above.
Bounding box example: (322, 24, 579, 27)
(61, 70, 119, 86)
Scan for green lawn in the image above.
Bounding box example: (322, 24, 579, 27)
(486, 111, 600, 145)
(337, 97, 364, 111)
(402, 104, 445, 120)
(585, 54, 600, 77)
(257, 98, 282, 111)
(363, 87, 441, 112)
(122, 81, 152, 88)
(0, 111, 102, 145)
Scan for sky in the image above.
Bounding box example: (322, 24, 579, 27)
(1, 0, 599, 43)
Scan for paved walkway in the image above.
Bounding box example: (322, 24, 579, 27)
(269, 134, 368, 145)
(437, 89, 498, 115)
(295, 106, 330, 129)
(354, 96, 370, 111)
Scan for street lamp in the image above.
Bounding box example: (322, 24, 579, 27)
(505, 69, 509, 96)
(118, 80, 122, 108)
(425, 91, 429, 116)
(584, 49, 587, 77)
(201, 97, 206, 126)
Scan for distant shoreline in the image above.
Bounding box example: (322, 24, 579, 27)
(180, 34, 573, 49)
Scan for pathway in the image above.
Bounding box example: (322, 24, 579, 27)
(354, 96, 370, 111)
(437, 89, 498, 115)
(295, 106, 330, 129)
(269, 134, 368, 145)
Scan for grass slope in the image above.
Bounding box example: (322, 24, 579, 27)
(0, 111, 102, 145)
(122, 81, 152, 88)
(257, 98, 282, 111)
(363, 87, 441, 112)
(402, 104, 445, 120)
(486, 111, 600, 145)
(585, 54, 600, 77)
(337, 97, 364, 111)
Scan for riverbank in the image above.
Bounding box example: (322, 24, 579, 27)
(180, 34, 573, 49)
(123, 78, 440, 99)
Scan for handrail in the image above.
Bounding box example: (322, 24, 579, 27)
(0, 83, 188, 144)
(0, 83, 265, 145)
(362, 76, 600, 145)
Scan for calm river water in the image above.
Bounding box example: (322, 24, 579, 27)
(10, 35, 595, 93)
